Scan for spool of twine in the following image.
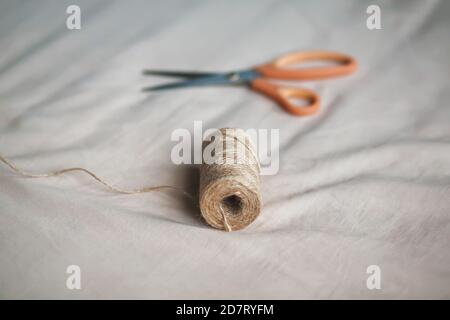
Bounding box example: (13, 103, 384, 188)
(0, 128, 262, 232)
(199, 128, 262, 231)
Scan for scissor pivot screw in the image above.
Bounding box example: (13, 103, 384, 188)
(228, 72, 241, 82)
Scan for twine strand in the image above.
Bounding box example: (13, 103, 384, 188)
(0, 154, 193, 200)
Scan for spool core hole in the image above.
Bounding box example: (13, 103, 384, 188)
(221, 195, 242, 215)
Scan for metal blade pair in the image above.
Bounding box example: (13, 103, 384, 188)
(142, 69, 261, 91)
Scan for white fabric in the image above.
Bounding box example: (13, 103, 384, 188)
(1, 0, 449, 299)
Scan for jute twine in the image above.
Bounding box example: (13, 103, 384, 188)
(0, 127, 262, 232)
(199, 128, 262, 231)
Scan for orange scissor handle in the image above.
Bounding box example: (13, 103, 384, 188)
(251, 78, 320, 116)
(255, 51, 357, 80)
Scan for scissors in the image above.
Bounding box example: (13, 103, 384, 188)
(142, 51, 357, 116)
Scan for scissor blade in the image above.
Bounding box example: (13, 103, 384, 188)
(142, 81, 207, 91)
(142, 73, 240, 92)
(142, 69, 218, 78)
(142, 70, 262, 92)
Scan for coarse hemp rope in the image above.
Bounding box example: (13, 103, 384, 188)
(199, 128, 262, 231)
